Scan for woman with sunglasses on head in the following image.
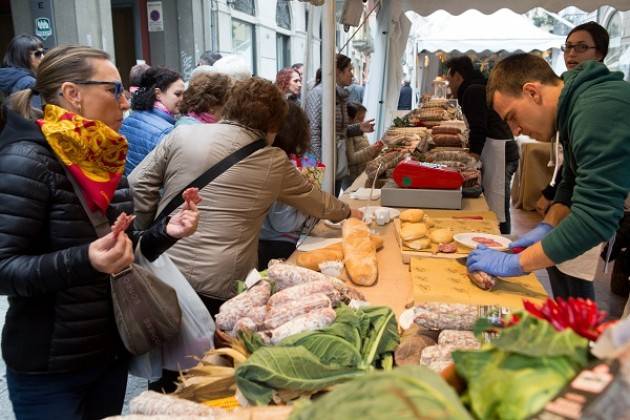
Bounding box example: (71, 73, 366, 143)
(120, 66, 185, 175)
(0, 34, 45, 108)
(1, 45, 199, 420)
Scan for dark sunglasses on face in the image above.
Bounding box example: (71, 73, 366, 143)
(70, 80, 125, 101)
(32, 49, 45, 58)
(561, 43, 597, 53)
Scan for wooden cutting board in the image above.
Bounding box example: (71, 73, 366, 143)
(410, 256, 547, 310)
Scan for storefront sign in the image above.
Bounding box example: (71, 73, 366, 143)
(147, 1, 164, 32)
(35, 17, 53, 40)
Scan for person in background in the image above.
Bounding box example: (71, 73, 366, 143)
(211, 55, 252, 81)
(305, 54, 374, 195)
(275, 67, 302, 102)
(176, 72, 232, 126)
(345, 77, 364, 104)
(130, 77, 361, 318)
(198, 51, 222, 67)
(397, 80, 412, 110)
(292, 62, 304, 79)
(1, 44, 197, 420)
(128, 63, 150, 95)
(467, 54, 630, 299)
(343, 102, 383, 189)
(258, 102, 319, 268)
(445, 55, 519, 234)
(120, 66, 184, 175)
(0, 34, 44, 108)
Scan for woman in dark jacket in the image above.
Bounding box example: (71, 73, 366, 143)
(2, 45, 199, 420)
(0, 34, 44, 107)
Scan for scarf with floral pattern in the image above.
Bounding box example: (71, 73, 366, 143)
(37, 104, 127, 214)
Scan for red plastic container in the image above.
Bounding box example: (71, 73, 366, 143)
(392, 160, 464, 190)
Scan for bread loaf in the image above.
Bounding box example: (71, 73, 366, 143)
(296, 235, 383, 271)
(400, 209, 425, 223)
(401, 223, 428, 241)
(342, 218, 378, 286)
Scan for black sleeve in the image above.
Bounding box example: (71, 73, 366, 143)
(136, 217, 178, 262)
(0, 149, 102, 297)
(461, 86, 487, 155)
(541, 166, 563, 200)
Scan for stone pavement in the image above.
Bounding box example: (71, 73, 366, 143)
(0, 297, 146, 419)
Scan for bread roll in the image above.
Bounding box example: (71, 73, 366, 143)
(401, 223, 428, 241)
(405, 238, 431, 250)
(429, 228, 454, 244)
(400, 209, 425, 223)
(342, 218, 378, 286)
(296, 235, 383, 271)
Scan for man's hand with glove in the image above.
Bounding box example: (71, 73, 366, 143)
(467, 245, 525, 277)
(509, 222, 553, 249)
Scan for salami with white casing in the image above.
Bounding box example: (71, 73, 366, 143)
(267, 280, 340, 308)
(230, 317, 257, 336)
(267, 262, 337, 290)
(268, 307, 337, 344)
(218, 281, 271, 313)
(263, 293, 331, 330)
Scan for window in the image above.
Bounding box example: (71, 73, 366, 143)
(276, 1, 291, 30)
(277, 34, 290, 70)
(232, 19, 256, 74)
(231, 0, 255, 15)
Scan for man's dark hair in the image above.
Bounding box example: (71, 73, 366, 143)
(445, 56, 475, 80)
(199, 51, 222, 66)
(336, 54, 351, 72)
(567, 21, 609, 60)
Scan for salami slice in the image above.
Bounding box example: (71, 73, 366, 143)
(472, 236, 504, 248)
(111, 212, 135, 235)
(437, 242, 458, 253)
(182, 187, 202, 207)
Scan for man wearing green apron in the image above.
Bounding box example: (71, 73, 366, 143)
(445, 56, 519, 233)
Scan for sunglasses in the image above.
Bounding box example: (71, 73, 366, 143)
(71, 80, 125, 101)
(561, 43, 597, 53)
(32, 49, 45, 58)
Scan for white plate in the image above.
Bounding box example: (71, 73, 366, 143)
(323, 219, 344, 230)
(453, 232, 511, 250)
(296, 236, 342, 252)
(349, 188, 381, 200)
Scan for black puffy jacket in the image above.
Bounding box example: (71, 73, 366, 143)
(0, 108, 176, 373)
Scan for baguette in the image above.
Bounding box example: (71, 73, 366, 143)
(342, 218, 378, 286)
(296, 235, 383, 271)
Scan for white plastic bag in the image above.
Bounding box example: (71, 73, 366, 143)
(129, 252, 215, 380)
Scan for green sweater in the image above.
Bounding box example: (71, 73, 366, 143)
(542, 61, 630, 263)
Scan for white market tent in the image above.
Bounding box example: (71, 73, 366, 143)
(410, 9, 566, 53)
(315, 0, 630, 193)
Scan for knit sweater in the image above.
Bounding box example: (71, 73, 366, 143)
(541, 61, 630, 263)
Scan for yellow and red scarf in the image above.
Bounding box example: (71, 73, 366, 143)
(37, 104, 128, 214)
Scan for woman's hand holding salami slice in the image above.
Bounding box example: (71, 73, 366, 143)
(166, 188, 201, 239)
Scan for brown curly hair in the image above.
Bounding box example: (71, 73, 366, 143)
(179, 72, 232, 115)
(275, 67, 298, 94)
(273, 101, 311, 156)
(222, 77, 288, 132)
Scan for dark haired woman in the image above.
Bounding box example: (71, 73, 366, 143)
(120, 66, 184, 174)
(0, 34, 44, 107)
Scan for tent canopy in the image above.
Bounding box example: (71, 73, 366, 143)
(410, 9, 566, 52)
(400, 0, 630, 15)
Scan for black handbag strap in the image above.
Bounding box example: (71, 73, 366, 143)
(61, 166, 112, 238)
(154, 138, 266, 223)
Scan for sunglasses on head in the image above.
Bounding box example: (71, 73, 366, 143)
(71, 80, 125, 101)
(32, 49, 45, 58)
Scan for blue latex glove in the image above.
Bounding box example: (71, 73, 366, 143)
(467, 245, 525, 277)
(509, 222, 553, 249)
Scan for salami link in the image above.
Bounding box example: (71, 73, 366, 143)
(468, 271, 497, 291)
(267, 280, 339, 308)
(269, 307, 337, 344)
(413, 302, 478, 331)
(216, 282, 271, 331)
(263, 293, 331, 330)
(267, 263, 336, 290)
(230, 317, 257, 337)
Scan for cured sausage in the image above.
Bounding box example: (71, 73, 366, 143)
(468, 271, 497, 291)
(267, 263, 336, 290)
(263, 293, 331, 330)
(267, 280, 340, 308)
(269, 307, 337, 344)
(437, 242, 458, 253)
